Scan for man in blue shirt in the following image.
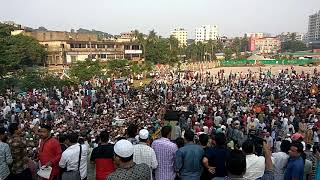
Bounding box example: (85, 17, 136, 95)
(176, 129, 205, 180)
(284, 142, 305, 180)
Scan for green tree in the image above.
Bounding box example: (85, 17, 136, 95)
(281, 40, 308, 52)
(69, 59, 105, 81)
(106, 59, 130, 77)
(223, 48, 233, 60)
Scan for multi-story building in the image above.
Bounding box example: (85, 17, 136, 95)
(308, 10, 320, 42)
(278, 32, 304, 42)
(245, 32, 272, 39)
(195, 25, 218, 42)
(171, 28, 188, 47)
(248, 37, 281, 54)
(11, 30, 142, 65)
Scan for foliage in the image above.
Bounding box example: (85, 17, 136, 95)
(0, 24, 46, 77)
(69, 59, 105, 81)
(106, 59, 130, 77)
(281, 40, 308, 52)
(223, 48, 234, 60)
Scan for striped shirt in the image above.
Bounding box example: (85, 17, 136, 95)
(152, 137, 178, 180)
(0, 141, 13, 180)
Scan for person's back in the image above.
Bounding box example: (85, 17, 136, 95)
(206, 145, 230, 178)
(152, 126, 178, 180)
(91, 144, 115, 180)
(242, 140, 265, 179)
(106, 163, 151, 180)
(272, 140, 290, 180)
(176, 143, 204, 179)
(176, 129, 204, 180)
(0, 128, 13, 180)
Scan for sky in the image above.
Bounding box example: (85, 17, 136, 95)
(0, 0, 319, 38)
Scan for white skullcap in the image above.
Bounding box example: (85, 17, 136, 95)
(139, 129, 149, 140)
(114, 140, 133, 158)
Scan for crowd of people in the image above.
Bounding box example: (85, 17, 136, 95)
(0, 66, 320, 180)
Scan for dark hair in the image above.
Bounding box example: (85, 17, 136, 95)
(41, 124, 52, 131)
(8, 123, 19, 135)
(67, 132, 79, 144)
(306, 144, 312, 150)
(127, 124, 137, 138)
(215, 133, 226, 146)
(199, 134, 209, 146)
(184, 129, 194, 142)
(242, 140, 255, 154)
(0, 127, 6, 135)
(176, 137, 185, 148)
(291, 142, 304, 153)
(226, 150, 246, 176)
(161, 126, 172, 138)
(280, 140, 291, 154)
(100, 131, 109, 143)
(58, 134, 67, 143)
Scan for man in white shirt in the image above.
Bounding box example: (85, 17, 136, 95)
(59, 132, 89, 180)
(133, 129, 158, 169)
(272, 140, 290, 180)
(242, 140, 265, 179)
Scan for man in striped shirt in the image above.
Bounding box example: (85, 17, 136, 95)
(152, 126, 178, 180)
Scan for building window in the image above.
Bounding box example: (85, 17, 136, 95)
(91, 44, 96, 48)
(100, 54, 107, 59)
(107, 44, 114, 49)
(70, 44, 75, 48)
(124, 45, 130, 50)
(60, 44, 65, 48)
(71, 56, 77, 62)
(97, 44, 105, 48)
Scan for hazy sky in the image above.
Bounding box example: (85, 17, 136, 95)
(0, 0, 319, 38)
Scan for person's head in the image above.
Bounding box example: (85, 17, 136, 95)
(113, 139, 134, 166)
(99, 131, 109, 143)
(138, 129, 149, 143)
(199, 133, 209, 147)
(242, 140, 255, 154)
(8, 123, 20, 136)
(226, 150, 246, 177)
(280, 140, 291, 154)
(184, 129, 194, 142)
(127, 124, 137, 138)
(38, 124, 52, 140)
(67, 132, 79, 145)
(215, 132, 226, 146)
(58, 134, 67, 144)
(306, 144, 312, 151)
(176, 137, 185, 148)
(289, 142, 304, 158)
(161, 126, 172, 139)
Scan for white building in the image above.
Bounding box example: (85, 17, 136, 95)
(195, 25, 218, 42)
(171, 28, 188, 47)
(308, 10, 320, 42)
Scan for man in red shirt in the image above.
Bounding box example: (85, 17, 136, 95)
(38, 125, 62, 180)
(90, 131, 115, 180)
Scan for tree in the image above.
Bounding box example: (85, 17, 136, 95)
(133, 30, 147, 60)
(106, 59, 130, 77)
(69, 59, 105, 81)
(223, 48, 233, 60)
(281, 40, 308, 52)
(0, 34, 46, 77)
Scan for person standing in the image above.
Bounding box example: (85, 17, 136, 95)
(175, 129, 205, 180)
(59, 132, 88, 180)
(284, 142, 305, 180)
(106, 139, 151, 180)
(8, 123, 32, 180)
(133, 129, 158, 169)
(90, 131, 115, 180)
(0, 127, 13, 180)
(38, 125, 62, 180)
(152, 126, 178, 180)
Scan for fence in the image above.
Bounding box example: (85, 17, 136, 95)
(219, 59, 318, 67)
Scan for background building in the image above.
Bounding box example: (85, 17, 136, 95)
(308, 10, 320, 42)
(195, 25, 218, 42)
(245, 32, 271, 39)
(171, 28, 188, 46)
(11, 30, 142, 65)
(278, 32, 304, 42)
(249, 37, 281, 54)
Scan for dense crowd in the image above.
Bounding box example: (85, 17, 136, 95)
(0, 66, 320, 180)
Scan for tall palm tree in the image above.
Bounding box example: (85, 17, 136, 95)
(133, 29, 146, 61)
